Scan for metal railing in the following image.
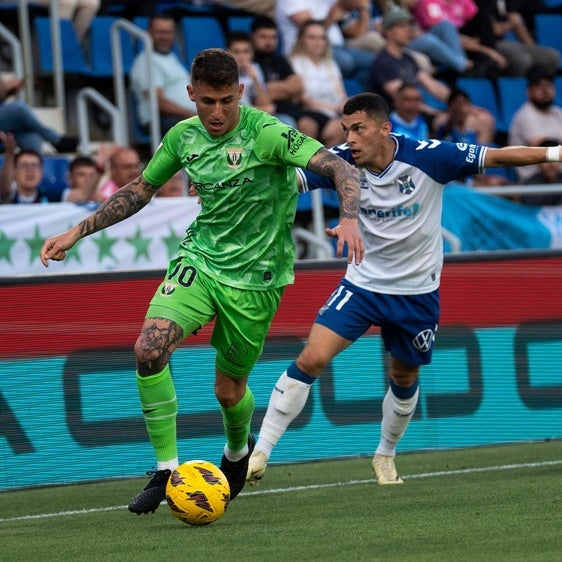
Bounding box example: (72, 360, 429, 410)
(76, 87, 127, 154)
(0, 22, 24, 100)
(110, 18, 161, 154)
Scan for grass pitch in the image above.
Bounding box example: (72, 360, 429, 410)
(1, 440, 561, 562)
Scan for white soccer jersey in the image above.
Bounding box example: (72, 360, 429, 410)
(298, 134, 487, 295)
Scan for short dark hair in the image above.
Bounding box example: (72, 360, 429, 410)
(14, 149, 43, 166)
(69, 155, 96, 173)
(191, 48, 239, 88)
(251, 15, 277, 33)
(148, 13, 175, 28)
(447, 88, 470, 105)
(343, 93, 390, 121)
(226, 30, 252, 48)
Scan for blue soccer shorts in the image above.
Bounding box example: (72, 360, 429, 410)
(315, 277, 440, 366)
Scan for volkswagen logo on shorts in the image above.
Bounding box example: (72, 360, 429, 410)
(413, 329, 435, 352)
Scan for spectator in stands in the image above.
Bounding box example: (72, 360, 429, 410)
(0, 77, 78, 154)
(0, 134, 48, 204)
(60, 155, 103, 204)
(97, 146, 143, 200)
(98, 0, 158, 19)
(389, 83, 430, 139)
(508, 66, 562, 182)
(276, 0, 376, 89)
(213, 0, 275, 17)
(251, 16, 305, 129)
(409, 0, 509, 79)
(130, 13, 197, 136)
(369, 8, 449, 111)
(155, 170, 189, 198)
(522, 139, 562, 207)
(32, 0, 100, 42)
(389, 1, 471, 75)
(290, 20, 348, 146)
(433, 88, 508, 186)
(433, 88, 495, 146)
(465, 0, 559, 77)
(226, 31, 275, 114)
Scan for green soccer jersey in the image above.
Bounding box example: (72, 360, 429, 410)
(143, 105, 324, 290)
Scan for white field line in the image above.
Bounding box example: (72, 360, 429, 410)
(1, 459, 561, 523)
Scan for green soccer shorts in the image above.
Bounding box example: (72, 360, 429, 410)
(146, 256, 284, 378)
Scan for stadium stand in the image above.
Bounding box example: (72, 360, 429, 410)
(534, 15, 562, 70)
(180, 16, 226, 67)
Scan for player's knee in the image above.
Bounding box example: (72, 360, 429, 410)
(295, 351, 328, 377)
(390, 369, 418, 388)
(134, 335, 169, 375)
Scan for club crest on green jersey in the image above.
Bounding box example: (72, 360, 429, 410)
(226, 147, 243, 169)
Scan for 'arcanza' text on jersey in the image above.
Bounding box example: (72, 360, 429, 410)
(298, 135, 487, 295)
(143, 106, 323, 290)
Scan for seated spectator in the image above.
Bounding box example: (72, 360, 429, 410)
(433, 88, 495, 146)
(130, 13, 197, 136)
(433, 88, 507, 186)
(96, 145, 143, 200)
(522, 139, 562, 207)
(0, 134, 48, 204)
(226, 31, 275, 114)
(389, 83, 430, 139)
(369, 8, 449, 111)
(0, 77, 78, 154)
(276, 0, 376, 89)
(156, 170, 189, 198)
(32, 0, 100, 42)
(290, 20, 348, 146)
(60, 155, 103, 204)
(410, 0, 509, 79)
(251, 16, 305, 129)
(392, 0, 471, 75)
(508, 67, 562, 182)
(464, 0, 559, 77)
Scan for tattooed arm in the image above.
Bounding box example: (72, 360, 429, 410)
(40, 175, 159, 266)
(306, 147, 364, 264)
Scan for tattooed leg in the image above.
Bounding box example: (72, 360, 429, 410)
(133, 318, 185, 465)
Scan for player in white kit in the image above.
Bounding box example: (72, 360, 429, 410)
(246, 92, 561, 485)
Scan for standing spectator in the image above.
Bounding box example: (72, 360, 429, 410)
(251, 16, 305, 129)
(130, 13, 197, 136)
(389, 83, 430, 139)
(508, 67, 562, 182)
(0, 134, 47, 204)
(226, 31, 275, 114)
(276, 0, 376, 89)
(369, 8, 449, 110)
(290, 20, 348, 146)
(0, 77, 78, 154)
(60, 156, 103, 204)
(97, 146, 143, 200)
(522, 139, 562, 207)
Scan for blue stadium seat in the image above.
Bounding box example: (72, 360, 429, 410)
(41, 156, 71, 202)
(456, 77, 505, 131)
(129, 90, 152, 148)
(180, 16, 226, 67)
(89, 16, 136, 76)
(534, 15, 562, 69)
(497, 77, 527, 131)
(34, 17, 104, 77)
(227, 16, 254, 33)
(344, 78, 364, 97)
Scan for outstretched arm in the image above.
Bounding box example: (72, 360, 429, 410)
(484, 145, 561, 168)
(40, 174, 159, 266)
(306, 147, 364, 264)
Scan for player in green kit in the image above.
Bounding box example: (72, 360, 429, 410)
(40, 48, 363, 515)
